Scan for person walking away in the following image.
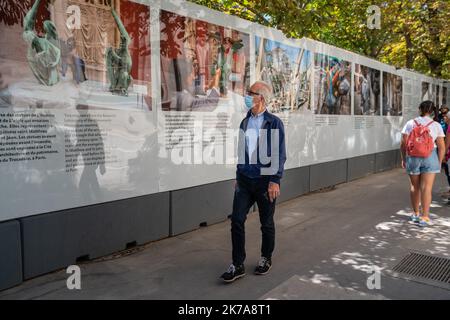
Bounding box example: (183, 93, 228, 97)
(400, 101, 446, 227)
(438, 106, 450, 196)
(443, 111, 450, 202)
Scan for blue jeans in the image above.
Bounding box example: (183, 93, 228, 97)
(231, 174, 276, 266)
(406, 149, 441, 175)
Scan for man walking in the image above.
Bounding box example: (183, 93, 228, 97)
(221, 81, 286, 283)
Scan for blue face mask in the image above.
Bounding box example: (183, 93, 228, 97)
(244, 95, 254, 109)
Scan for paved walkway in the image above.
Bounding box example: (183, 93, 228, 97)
(1, 169, 450, 299)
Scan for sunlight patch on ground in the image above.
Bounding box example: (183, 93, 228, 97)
(310, 273, 334, 284)
(331, 252, 385, 273)
(430, 202, 442, 208)
(395, 209, 412, 217)
(328, 206, 450, 278)
(373, 184, 389, 189)
(375, 221, 402, 231)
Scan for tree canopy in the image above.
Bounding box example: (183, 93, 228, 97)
(189, 0, 449, 79)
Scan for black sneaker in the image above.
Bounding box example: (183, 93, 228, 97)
(221, 264, 245, 283)
(254, 257, 272, 275)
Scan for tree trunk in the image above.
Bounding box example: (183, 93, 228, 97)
(404, 32, 414, 69)
(423, 51, 443, 77)
(426, 57, 442, 78)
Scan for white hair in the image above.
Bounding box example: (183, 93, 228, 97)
(251, 81, 273, 104)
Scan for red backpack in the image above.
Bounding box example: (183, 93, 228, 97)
(406, 119, 434, 158)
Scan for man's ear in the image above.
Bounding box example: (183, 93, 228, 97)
(261, 96, 266, 106)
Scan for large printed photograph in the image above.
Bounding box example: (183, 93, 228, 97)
(313, 53, 351, 115)
(382, 72, 402, 116)
(422, 81, 431, 101)
(254, 36, 312, 113)
(354, 64, 381, 115)
(160, 10, 250, 112)
(0, 0, 152, 111)
(431, 83, 437, 107)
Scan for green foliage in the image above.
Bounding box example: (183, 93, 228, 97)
(189, 0, 449, 79)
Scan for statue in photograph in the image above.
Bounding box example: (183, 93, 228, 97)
(23, 0, 61, 86)
(324, 58, 340, 113)
(106, 8, 132, 96)
(323, 58, 350, 114)
(211, 29, 244, 97)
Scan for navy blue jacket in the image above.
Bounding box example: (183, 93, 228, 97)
(236, 110, 286, 184)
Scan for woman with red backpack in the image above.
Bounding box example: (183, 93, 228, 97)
(400, 100, 446, 227)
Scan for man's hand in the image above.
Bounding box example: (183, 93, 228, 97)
(268, 182, 280, 203)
